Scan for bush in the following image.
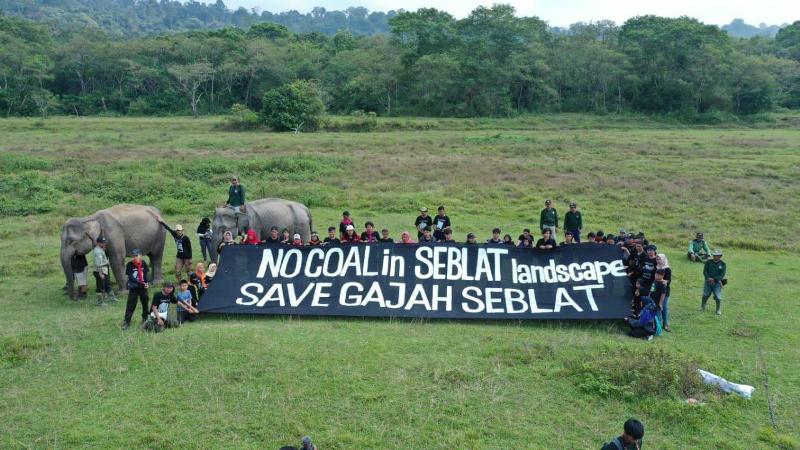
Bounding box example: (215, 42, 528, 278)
(565, 345, 708, 400)
(261, 80, 326, 132)
(223, 103, 261, 130)
(324, 111, 378, 132)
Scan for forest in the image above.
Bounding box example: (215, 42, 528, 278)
(1, 5, 800, 119)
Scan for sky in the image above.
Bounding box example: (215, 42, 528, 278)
(224, 0, 797, 27)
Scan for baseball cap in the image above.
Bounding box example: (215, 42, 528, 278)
(131, 248, 142, 256)
(467, 232, 476, 239)
(696, 232, 704, 239)
(345, 224, 355, 231)
(545, 199, 552, 205)
(569, 202, 577, 207)
(293, 233, 301, 240)
(712, 249, 723, 256)
(96, 237, 108, 243)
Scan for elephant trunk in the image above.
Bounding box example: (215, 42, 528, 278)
(61, 248, 75, 299)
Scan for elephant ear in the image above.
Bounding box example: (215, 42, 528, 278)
(83, 219, 102, 243)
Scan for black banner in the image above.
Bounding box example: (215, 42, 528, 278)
(199, 243, 632, 319)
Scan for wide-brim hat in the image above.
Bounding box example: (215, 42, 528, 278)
(712, 249, 723, 256)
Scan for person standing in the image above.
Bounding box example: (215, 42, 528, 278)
(339, 211, 354, 239)
(156, 217, 193, 282)
(92, 237, 115, 306)
(323, 226, 340, 246)
(379, 228, 394, 243)
(307, 231, 322, 246)
(433, 206, 451, 242)
(224, 176, 246, 213)
(563, 202, 583, 242)
(702, 249, 727, 315)
(361, 221, 380, 243)
(414, 207, 434, 240)
(217, 230, 236, 255)
(196, 217, 213, 262)
(601, 418, 644, 450)
(535, 229, 557, 250)
(487, 228, 503, 244)
(70, 251, 89, 300)
(263, 226, 282, 244)
(122, 249, 150, 330)
(688, 232, 711, 262)
(539, 199, 558, 236)
(561, 230, 577, 245)
(656, 253, 672, 331)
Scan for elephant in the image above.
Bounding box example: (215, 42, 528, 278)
(61, 204, 166, 299)
(211, 198, 312, 262)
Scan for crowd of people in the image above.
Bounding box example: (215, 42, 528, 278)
(69, 177, 727, 338)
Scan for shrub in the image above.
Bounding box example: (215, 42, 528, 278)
(324, 111, 378, 132)
(223, 103, 261, 130)
(261, 80, 326, 132)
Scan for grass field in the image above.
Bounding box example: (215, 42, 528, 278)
(1, 114, 798, 448)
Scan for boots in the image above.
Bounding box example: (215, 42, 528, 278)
(701, 297, 708, 311)
(715, 299, 722, 315)
(77, 287, 88, 299)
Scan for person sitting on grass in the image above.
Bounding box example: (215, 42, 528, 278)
(625, 296, 658, 340)
(688, 232, 711, 262)
(142, 282, 178, 332)
(339, 211, 354, 239)
(518, 236, 533, 248)
(400, 231, 415, 244)
(561, 230, 577, 246)
(380, 228, 394, 243)
(263, 226, 281, 244)
(419, 228, 436, 244)
(601, 418, 644, 450)
(361, 221, 380, 243)
(518, 228, 535, 244)
(280, 228, 291, 245)
(241, 228, 260, 245)
(341, 225, 361, 244)
(487, 228, 503, 244)
(440, 227, 456, 243)
(193, 262, 208, 295)
(206, 263, 217, 283)
(465, 232, 478, 244)
(307, 231, 322, 246)
(535, 228, 557, 250)
(291, 233, 304, 246)
(502, 234, 515, 246)
(301, 436, 317, 450)
(175, 279, 200, 324)
(323, 226, 340, 246)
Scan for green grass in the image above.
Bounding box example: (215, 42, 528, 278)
(1, 115, 799, 448)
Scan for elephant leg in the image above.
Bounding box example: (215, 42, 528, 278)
(150, 251, 164, 285)
(110, 256, 126, 293)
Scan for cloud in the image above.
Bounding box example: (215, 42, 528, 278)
(231, 0, 798, 26)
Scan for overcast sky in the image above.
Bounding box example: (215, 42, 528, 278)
(225, 0, 796, 27)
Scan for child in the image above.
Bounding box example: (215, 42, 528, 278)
(176, 279, 200, 323)
(323, 226, 340, 246)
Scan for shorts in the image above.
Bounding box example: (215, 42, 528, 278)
(74, 268, 88, 286)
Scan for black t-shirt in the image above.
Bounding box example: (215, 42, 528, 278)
(379, 238, 394, 243)
(71, 254, 88, 271)
(323, 237, 340, 245)
(535, 238, 557, 249)
(150, 291, 176, 316)
(433, 215, 451, 236)
(263, 236, 282, 244)
(414, 215, 434, 237)
(486, 238, 503, 244)
(662, 267, 672, 295)
(651, 280, 668, 303)
(639, 256, 657, 282)
(361, 231, 380, 242)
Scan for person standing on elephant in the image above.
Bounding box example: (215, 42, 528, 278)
(122, 249, 150, 330)
(196, 217, 213, 262)
(92, 237, 115, 306)
(70, 252, 89, 300)
(155, 217, 193, 282)
(225, 176, 246, 213)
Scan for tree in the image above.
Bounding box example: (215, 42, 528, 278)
(261, 80, 326, 131)
(776, 21, 800, 61)
(167, 62, 214, 117)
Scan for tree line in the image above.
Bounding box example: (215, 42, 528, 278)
(1, 6, 799, 120)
